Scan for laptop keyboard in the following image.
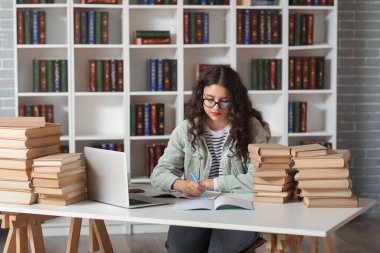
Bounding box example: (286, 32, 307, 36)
(129, 198, 150, 206)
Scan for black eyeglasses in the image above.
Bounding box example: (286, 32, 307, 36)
(203, 98, 230, 109)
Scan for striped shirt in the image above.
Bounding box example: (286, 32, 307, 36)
(205, 124, 231, 179)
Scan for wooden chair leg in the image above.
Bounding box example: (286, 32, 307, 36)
(89, 220, 100, 252)
(89, 219, 114, 253)
(287, 235, 301, 253)
(3, 228, 16, 253)
(324, 235, 336, 253)
(27, 219, 46, 253)
(66, 218, 82, 253)
(311, 236, 319, 253)
(16, 227, 28, 253)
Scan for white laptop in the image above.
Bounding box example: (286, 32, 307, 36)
(84, 147, 170, 208)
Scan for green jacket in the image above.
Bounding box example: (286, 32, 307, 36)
(150, 118, 268, 193)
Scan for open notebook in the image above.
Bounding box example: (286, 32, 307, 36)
(173, 195, 253, 211)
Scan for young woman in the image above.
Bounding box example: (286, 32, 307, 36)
(150, 65, 270, 253)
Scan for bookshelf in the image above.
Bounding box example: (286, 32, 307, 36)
(14, 0, 337, 185)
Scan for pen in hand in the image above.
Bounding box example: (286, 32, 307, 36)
(191, 172, 207, 199)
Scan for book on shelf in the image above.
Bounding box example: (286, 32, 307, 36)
(299, 188, 353, 198)
(290, 143, 327, 158)
(19, 104, 54, 123)
(237, 0, 275, 6)
(288, 13, 314, 46)
(17, 0, 56, 3)
(186, 0, 229, 5)
(183, 11, 209, 44)
(0, 180, 31, 191)
(253, 182, 294, 192)
(89, 59, 123, 92)
(32, 173, 85, 188)
(0, 190, 37, 205)
(0, 116, 45, 128)
(34, 181, 86, 195)
(251, 59, 282, 90)
(145, 142, 168, 177)
(0, 169, 31, 181)
(248, 144, 291, 156)
(33, 160, 83, 173)
(131, 103, 165, 136)
(17, 10, 46, 45)
(0, 123, 61, 140)
(173, 195, 253, 211)
(74, 11, 109, 44)
(289, 0, 334, 6)
(297, 179, 351, 189)
(147, 59, 177, 91)
(292, 150, 350, 168)
(288, 101, 307, 133)
(289, 57, 325, 90)
(254, 169, 296, 178)
(0, 135, 60, 149)
(0, 159, 33, 171)
(300, 140, 333, 150)
(302, 195, 358, 208)
(294, 168, 349, 180)
(32, 166, 85, 180)
(135, 30, 171, 45)
(33, 153, 82, 167)
(253, 194, 293, 204)
(0, 145, 59, 160)
(252, 175, 294, 186)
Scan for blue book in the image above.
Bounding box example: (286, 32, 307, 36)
(157, 59, 164, 91)
(288, 101, 294, 133)
(148, 59, 157, 91)
(53, 60, 61, 92)
(143, 103, 151, 136)
(200, 0, 208, 5)
(203, 12, 209, 44)
(243, 10, 251, 44)
(32, 10, 39, 44)
(108, 143, 116, 151)
(100, 143, 108, 150)
(313, 0, 320, 5)
(110, 60, 117, 91)
(139, 0, 149, 4)
(88, 11, 95, 44)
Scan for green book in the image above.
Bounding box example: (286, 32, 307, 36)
(24, 10, 31, 44)
(294, 101, 300, 133)
(170, 60, 177, 91)
(95, 11, 102, 44)
(46, 60, 54, 92)
(251, 59, 258, 90)
(189, 12, 196, 44)
(257, 59, 264, 90)
(294, 13, 301, 46)
(135, 30, 171, 38)
(96, 60, 103, 92)
(276, 59, 282, 90)
(60, 60, 68, 92)
(130, 104, 136, 136)
(33, 59, 40, 92)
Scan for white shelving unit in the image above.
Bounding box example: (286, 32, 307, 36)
(14, 0, 337, 234)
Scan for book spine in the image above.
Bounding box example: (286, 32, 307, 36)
(259, 10, 266, 44)
(33, 59, 40, 92)
(95, 11, 102, 44)
(170, 60, 177, 91)
(257, 59, 264, 90)
(103, 60, 111, 92)
(309, 56, 317, 89)
(46, 60, 54, 92)
(271, 11, 280, 44)
(236, 10, 243, 44)
(289, 13, 295, 46)
(32, 10, 39, 44)
(24, 10, 31, 44)
(307, 14, 314, 45)
(40, 60, 47, 92)
(157, 103, 165, 135)
(302, 57, 309, 89)
(17, 10, 24, 44)
(276, 59, 282, 90)
(19, 104, 25, 117)
(243, 10, 251, 44)
(135, 30, 170, 38)
(89, 59, 96, 92)
(150, 104, 158, 135)
(265, 10, 272, 44)
(301, 14, 307, 45)
(288, 101, 294, 133)
(184, 12, 190, 44)
(40, 104, 47, 121)
(46, 104, 54, 123)
(80, 11, 88, 44)
(263, 59, 269, 90)
(60, 59, 68, 92)
(316, 57, 325, 89)
(269, 59, 276, 90)
(96, 60, 103, 91)
(110, 59, 117, 91)
(203, 12, 209, 44)
(25, 105, 33, 117)
(251, 59, 258, 90)
(135, 37, 171, 44)
(74, 11, 81, 44)
(39, 11, 46, 44)
(295, 57, 302, 89)
(189, 12, 196, 44)
(143, 103, 151, 136)
(251, 10, 258, 44)
(33, 104, 40, 116)
(116, 60, 123, 91)
(294, 101, 300, 132)
(53, 60, 61, 92)
(163, 59, 170, 91)
(289, 57, 295, 89)
(130, 104, 136, 136)
(300, 101, 307, 132)
(157, 59, 164, 91)
(195, 12, 203, 44)
(88, 11, 96, 44)
(101, 12, 109, 44)
(136, 104, 144, 135)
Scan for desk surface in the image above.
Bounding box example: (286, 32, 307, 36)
(0, 197, 375, 237)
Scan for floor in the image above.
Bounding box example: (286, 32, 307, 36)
(1, 218, 379, 253)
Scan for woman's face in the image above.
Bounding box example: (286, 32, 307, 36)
(202, 84, 230, 124)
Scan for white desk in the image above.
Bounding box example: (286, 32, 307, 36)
(0, 198, 376, 253)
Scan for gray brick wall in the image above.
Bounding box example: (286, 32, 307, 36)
(0, 0, 15, 116)
(338, 0, 380, 219)
(0, 1, 379, 218)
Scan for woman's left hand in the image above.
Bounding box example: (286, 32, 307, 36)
(200, 179, 214, 191)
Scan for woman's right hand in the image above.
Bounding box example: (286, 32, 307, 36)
(171, 179, 205, 197)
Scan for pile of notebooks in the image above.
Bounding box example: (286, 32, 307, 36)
(249, 144, 295, 204)
(32, 153, 87, 206)
(0, 117, 61, 204)
(291, 144, 358, 208)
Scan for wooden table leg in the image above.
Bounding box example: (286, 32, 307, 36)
(27, 218, 46, 253)
(311, 236, 319, 253)
(324, 235, 336, 253)
(16, 227, 28, 253)
(89, 220, 99, 252)
(274, 234, 287, 253)
(287, 235, 302, 253)
(89, 219, 114, 253)
(262, 233, 276, 253)
(66, 218, 83, 253)
(3, 229, 16, 253)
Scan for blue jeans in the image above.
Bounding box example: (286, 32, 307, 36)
(167, 225, 260, 253)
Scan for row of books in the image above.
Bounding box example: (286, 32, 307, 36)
(32, 153, 87, 206)
(74, 11, 109, 44)
(184, 11, 209, 44)
(130, 103, 165, 136)
(289, 56, 325, 90)
(147, 59, 177, 91)
(289, 0, 334, 5)
(195, 64, 230, 82)
(17, 0, 55, 3)
(0, 119, 61, 205)
(289, 13, 314, 46)
(93, 143, 124, 152)
(237, 0, 275, 5)
(17, 10, 46, 44)
(288, 101, 307, 133)
(145, 142, 168, 177)
(33, 59, 68, 93)
(186, 0, 229, 4)
(19, 104, 54, 123)
(251, 59, 282, 90)
(135, 30, 171, 45)
(81, 0, 122, 3)
(237, 10, 281, 45)
(138, 0, 177, 4)
(89, 59, 124, 92)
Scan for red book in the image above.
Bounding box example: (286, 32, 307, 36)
(136, 104, 144, 136)
(289, 13, 295, 46)
(40, 104, 47, 119)
(302, 57, 309, 89)
(74, 11, 81, 44)
(46, 104, 54, 123)
(39, 11, 46, 44)
(184, 12, 190, 44)
(116, 143, 123, 152)
(18, 104, 25, 117)
(116, 60, 123, 91)
(17, 11, 24, 44)
(269, 59, 277, 90)
(89, 60, 96, 92)
(33, 105, 40, 117)
(163, 59, 170, 91)
(196, 12, 203, 44)
(103, 60, 111, 92)
(289, 57, 295, 90)
(154, 143, 162, 167)
(251, 10, 259, 44)
(271, 12, 280, 44)
(101, 12, 109, 44)
(300, 102, 307, 132)
(237, 10, 243, 44)
(309, 57, 317, 89)
(307, 14, 314, 45)
(40, 60, 47, 92)
(295, 57, 302, 89)
(150, 104, 158, 135)
(135, 37, 171, 44)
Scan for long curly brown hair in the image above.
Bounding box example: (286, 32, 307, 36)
(186, 65, 270, 161)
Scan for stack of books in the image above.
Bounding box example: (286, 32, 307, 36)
(0, 117, 61, 204)
(249, 144, 295, 204)
(291, 145, 357, 208)
(32, 153, 87, 206)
